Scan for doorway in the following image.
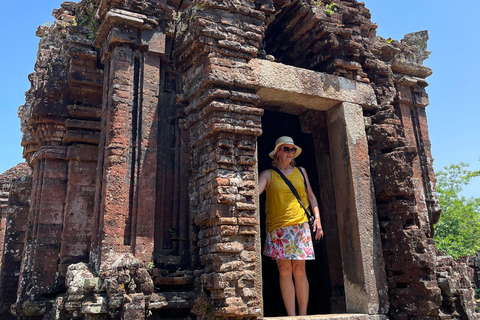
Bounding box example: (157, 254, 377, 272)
(258, 110, 332, 316)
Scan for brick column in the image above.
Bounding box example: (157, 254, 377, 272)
(327, 102, 389, 314)
(174, 3, 267, 318)
(91, 9, 165, 270)
(18, 143, 68, 300)
(389, 82, 442, 314)
(58, 145, 98, 278)
(395, 83, 440, 236)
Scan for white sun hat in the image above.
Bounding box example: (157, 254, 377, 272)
(268, 136, 302, 159)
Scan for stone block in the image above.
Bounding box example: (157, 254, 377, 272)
(133, 268, 154, 295)
(147, 293, 167, 310)
(82, 295, 108, 314)
(122, 293, 145, 320)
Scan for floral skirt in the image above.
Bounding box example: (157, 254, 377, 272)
(263, 222, 315, 260)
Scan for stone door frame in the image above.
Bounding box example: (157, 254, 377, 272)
(252, 59, 389, 315)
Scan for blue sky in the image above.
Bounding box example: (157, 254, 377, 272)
(1, 0, 479, 197)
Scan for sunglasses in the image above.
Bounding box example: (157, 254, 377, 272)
(282, 146, 297, 154)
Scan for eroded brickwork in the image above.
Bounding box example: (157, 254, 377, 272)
(1, 0, 479, 320)
(0, 175, 32, 320)
(173, 2, 265, 317)
(11, 1, 102, 317)
(366, 33, 444, 319)
(0, 162, 32, 267)
(436, 253, 479, 320)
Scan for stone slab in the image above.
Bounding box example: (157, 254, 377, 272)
(264, 313, 387, 320)
(249, 59, 377, 111)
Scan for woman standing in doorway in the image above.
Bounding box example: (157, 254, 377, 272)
(258, 136, 323, 316)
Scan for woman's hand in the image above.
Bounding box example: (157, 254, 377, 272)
(313, 218, 323, 240)
(300, 167, 323, 240)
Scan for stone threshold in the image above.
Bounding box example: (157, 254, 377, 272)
(264, 313, 387, 320)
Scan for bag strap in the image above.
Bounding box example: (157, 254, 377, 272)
(297, 166, 308, 197)
(296, 167, 314, 221)
(271, 167, 313, 220)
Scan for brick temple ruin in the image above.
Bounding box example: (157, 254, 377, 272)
(1, 0, 479, 319)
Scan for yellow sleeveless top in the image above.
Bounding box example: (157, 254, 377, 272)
(265, 167, 309, 233)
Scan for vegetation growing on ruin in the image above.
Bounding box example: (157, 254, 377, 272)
(315, 1, 337, 16)
(76, 0, 99, 40)
(434, 160, 480, 258)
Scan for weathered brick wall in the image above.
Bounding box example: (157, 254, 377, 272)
(10, 2, 102, 317)
(262, 0, 377, 82)
(436, 253, 480, 320)
(0, 176, 32, 320)
(173, 2, 266, 317)
(2, 0, 479, 319)
(365, 34, 443, 320)
(0, 163, 32, 268)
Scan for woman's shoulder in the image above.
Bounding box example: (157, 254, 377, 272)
(295, 166, 306, 173)
(260, 169, 272, 177)
(295, 166, 308, 178)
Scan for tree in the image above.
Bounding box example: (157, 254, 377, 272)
(433, 161, 480, 258)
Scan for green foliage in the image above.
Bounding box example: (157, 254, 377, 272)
(325, 2, 336, 15)
(434, 161, 480, 258)
(386, 37, 393, 43)
(316, 1, 337, 16)
(76, 0, 99, 40)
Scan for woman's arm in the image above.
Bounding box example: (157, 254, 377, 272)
(300, 167, 324, 239)
(258, 169, 271, 195)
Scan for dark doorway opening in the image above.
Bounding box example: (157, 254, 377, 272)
(259, 110, 331, 316)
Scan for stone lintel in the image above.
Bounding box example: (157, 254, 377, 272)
(249, 59, 378, 111)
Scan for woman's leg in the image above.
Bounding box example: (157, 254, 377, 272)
(276, 260, 296, 316)
(292, 260, 309, 315)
